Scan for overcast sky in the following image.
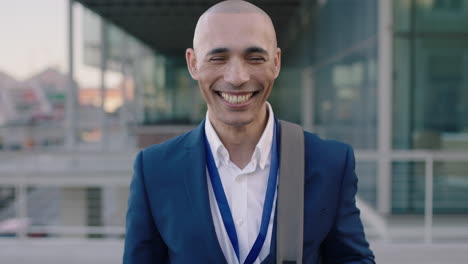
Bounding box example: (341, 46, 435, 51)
(0, 0, 120, 87)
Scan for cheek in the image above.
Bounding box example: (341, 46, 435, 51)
(254, 66, 276, 100)
(197, 65, 224, 87)
(250, 65, 277, 86)
(198, 81, 214, 103)
(249, 60, 277, 76)
(267, 63, 279, 77)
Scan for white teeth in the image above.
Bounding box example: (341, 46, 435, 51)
(220, 92, 253, 104)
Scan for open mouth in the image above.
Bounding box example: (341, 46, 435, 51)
(215, 91, 259, 105)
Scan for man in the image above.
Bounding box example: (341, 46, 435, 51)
(123, 1, 375, 263)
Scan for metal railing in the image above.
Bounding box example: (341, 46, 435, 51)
(0, 151, 135, 238)
(356, 150, 468, 243)
(0, 150, 467, 242)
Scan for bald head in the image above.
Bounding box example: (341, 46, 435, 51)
(193, 0, 277, 50)
(203, 0, 269, 16)
(185, 0, 281, 131)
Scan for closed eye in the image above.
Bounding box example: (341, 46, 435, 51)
(209, 57, 225, 62)
(248, 57, 266, 62)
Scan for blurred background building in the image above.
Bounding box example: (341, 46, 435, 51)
(0, 0, 467, 263)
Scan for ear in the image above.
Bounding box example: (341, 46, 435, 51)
(273, 47, 281, 78)
(186, 48, 199, 80)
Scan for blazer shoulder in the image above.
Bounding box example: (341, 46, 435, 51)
(303, 131, 353, 166)
(304, 131, 352, 152)
(141, 128, 196, 160)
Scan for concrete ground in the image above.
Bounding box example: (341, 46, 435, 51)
(0, 238, 467, 264)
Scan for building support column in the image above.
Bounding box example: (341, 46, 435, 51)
(100, 19, 108, 150)
(65, 0, 77, 150)
(377, 0, 393, 215)
(132, 57, 145, 125)
(119, 36, 131, 148)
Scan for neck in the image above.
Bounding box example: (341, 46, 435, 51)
(209, 104, 269, 169)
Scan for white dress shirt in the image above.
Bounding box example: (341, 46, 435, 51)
(205, 102, 277, 264)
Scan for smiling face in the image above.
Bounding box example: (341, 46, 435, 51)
(186, 11, 281, 128)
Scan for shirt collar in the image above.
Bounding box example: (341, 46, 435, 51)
(204, 102, 275, 170)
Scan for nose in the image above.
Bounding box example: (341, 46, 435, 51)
(224, 59, 250, 87)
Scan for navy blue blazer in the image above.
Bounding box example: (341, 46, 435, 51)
(123, 120, 375, 263)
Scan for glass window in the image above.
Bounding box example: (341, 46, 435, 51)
(274, 0, 379, 208)
(290, 0, 379, 150)
(0, 186, 16, 237)
(392, 0, 468, 214)
(357, 161, 378, 208)
(394, 37, 468, 150)
(392, 161, 468, 213)
(392, 162, 425, 214)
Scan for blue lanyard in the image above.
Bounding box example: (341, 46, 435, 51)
(204, 123, 278, 264)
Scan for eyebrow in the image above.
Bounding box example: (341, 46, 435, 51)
(207, 48, 229, 56)
(206, 46, 269, 56)
(245, 46, 268, 55)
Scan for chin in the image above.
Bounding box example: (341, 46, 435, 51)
(217, 113, 256, 128)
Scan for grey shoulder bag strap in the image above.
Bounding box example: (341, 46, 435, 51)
(277, 120, 304, 264)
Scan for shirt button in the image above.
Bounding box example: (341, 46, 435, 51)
(236, 218, 244, 226)
(235, 175, 244, 182)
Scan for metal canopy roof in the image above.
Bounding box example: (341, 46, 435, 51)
(76, 0, 303, 56)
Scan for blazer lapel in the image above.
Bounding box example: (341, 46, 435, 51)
(183, 120, 226, 263)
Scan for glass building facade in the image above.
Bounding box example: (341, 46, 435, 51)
(392, 0, 468, 213)
(3, 0, 468, 247)
(80, 0, 468, 215)
(263, 0, 380, 207)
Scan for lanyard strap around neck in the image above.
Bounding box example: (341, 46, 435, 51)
(205, 122, 279, 264)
